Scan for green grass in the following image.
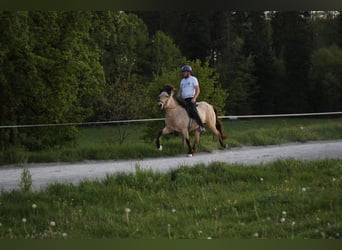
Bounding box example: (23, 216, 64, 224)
(1, 118, 342, 165)
(0, 159, 341, 239)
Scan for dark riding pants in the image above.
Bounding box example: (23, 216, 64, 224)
(184, 98, 205, 127)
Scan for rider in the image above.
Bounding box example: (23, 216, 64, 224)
(177, 65, 206, 133)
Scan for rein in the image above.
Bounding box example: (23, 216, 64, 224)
(163, 96, 177, 110)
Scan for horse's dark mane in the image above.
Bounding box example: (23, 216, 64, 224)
(160, 84, 190, 108)
(160, 85, 175, 96)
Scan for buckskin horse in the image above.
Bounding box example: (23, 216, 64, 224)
(156, 85, 228, 157)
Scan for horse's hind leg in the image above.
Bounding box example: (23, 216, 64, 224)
(207, 123, 228, 149)
(156, 127, 173, 151)
(180, 129, 193, 157)
(192, 130, 200, 153)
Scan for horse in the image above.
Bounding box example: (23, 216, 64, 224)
(156, 85, 228, 157)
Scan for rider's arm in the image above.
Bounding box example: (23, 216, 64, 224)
(177, 85, 182, 97)
(192, 85, 200, 103)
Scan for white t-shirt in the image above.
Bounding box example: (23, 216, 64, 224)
(180, 75, 199, 99)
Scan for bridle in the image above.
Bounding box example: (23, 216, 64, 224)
(158, 92, 177, 110)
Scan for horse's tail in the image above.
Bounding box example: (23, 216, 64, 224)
(214, 107, 227, 140)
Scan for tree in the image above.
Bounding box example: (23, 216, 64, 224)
(94, 12, 151, 144)
(309, 45, 342, 111)
(245, 11, 277, 114)
(311, 11, 340, 50)
(217, 37, 257, 115)
(271, 11, 314, 113)
(0, 11, 33, 149)
(150, 31, 183, 76)
(0, 11, 106, 150)
(338, 11, 342, 48)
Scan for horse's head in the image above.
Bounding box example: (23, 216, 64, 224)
(158, 85, 175, 110)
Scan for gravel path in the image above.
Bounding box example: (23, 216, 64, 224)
(1, 140, 341, 192)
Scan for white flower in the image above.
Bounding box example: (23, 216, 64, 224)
(280, 217, 286, 223)
(198, 230, 202, 235)
(285, 180, 288, 183)
(32, 204, 37, 209)
(125, 208, 131, 213)
(292, 221, 296, 226)
(22, 218, 27, 223)
(316, 217, 321, 221)
(253, 232, 259, 238)
(300, 126, 304, 130)
(332, 178, 336, 182)
(50, 221, 56, 227)
(266, 216, 271, 221)
(171, 208, 176, 213)
(207, 237, 212, 240)
(62, 233, 67, 237)
(282, 211, 287, 216)
(260, 177, 264, 182)
(302, 187, 307, 192)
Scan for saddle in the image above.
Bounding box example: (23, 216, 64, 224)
(175, 96, 199, 108)
(174, 96, 198, 129)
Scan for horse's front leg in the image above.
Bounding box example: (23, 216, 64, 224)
(156, 127, 173, 151)
(180, 129, 194, 157)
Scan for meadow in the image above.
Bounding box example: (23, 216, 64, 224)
(1, 118, 341, 166)
(0, 159, 341, 239)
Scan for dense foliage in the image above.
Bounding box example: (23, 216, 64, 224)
(1, 11, 341, 149)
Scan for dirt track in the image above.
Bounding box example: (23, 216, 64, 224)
(0, 140, 341, 192)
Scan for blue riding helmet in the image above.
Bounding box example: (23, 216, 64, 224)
(181, 65, 192, 72)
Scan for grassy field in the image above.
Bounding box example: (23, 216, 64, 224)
(1, 118, 342, 165)
(0, 159, 341, 239)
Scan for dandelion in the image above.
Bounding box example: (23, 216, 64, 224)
(316, 217, 321, 221)
(282, 211, 287, 216)
(207, 237, 212, 240)
(280, 217, 286, 223)
(291, 221, 296, 239)
(50, 221, 56, 227)
(22, 218, 27, 224)
(300, 126, 304, 130)
(253, 232, 259, 238)
(198, 230, 202, 235)
(260, 177, 264, 183)
(302, 187, 307, 192)
(125, 208, 131, 225)
(167, 224, 171, 239)
(171, 208, 176, 213)
(32, 204, 37, 209)
(266, 216, 271, 221)
(332, 178, 336, 182)
(62, 233, 67, 238)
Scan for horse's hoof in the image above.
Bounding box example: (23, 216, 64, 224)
(187, 154, 193, 157)
(224, 144, 229, 149)
(158, 145, 163, 151)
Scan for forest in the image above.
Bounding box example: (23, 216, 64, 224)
(0, 11, 341, 150)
